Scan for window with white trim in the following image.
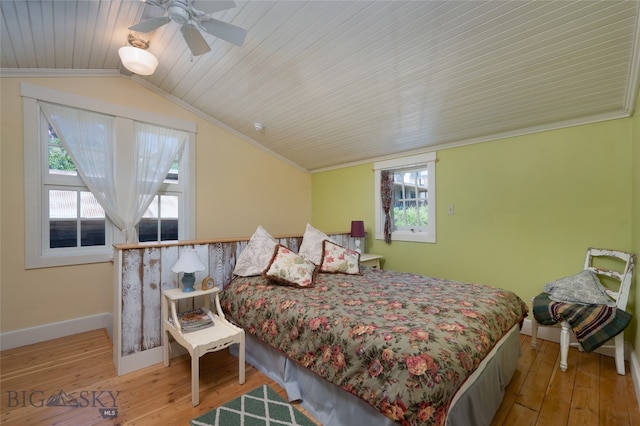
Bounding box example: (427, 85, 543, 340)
(374, 152, 436, 243)
(46, 124, 109, 251)
(23, 83, 197, 268)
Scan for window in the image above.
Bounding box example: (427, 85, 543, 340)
(138, 194, 179, 242)
(23, 83, 196, 268)
(374, 152, 436, 243)
(45, 125, 110, 252)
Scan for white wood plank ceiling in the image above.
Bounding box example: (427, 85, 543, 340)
(2, 0, 639, 172)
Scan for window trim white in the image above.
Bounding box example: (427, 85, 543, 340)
(374, 152, 436, 243)
(23, 83, 197, 269)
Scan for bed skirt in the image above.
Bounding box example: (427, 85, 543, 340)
(231, 324, 521, 426)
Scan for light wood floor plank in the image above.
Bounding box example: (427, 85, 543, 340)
(1, 331, 639, 425)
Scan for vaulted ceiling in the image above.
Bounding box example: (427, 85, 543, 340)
(2, 0, 639, 172)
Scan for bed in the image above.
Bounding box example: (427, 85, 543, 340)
(219, 228, 528, 426)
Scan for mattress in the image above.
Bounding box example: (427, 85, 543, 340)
(221, 266, 528, 425)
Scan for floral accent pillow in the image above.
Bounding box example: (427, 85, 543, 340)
(263, 245, 317, 288)
(298, 223, 337, 265)
(319, 240, 361, 275)
(233, 226, 278, 277)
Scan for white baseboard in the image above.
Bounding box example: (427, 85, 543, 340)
(115, 341, 187, 375)
(0, 312, 113, 351)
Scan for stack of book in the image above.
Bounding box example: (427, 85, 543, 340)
(171, 308, 214, 333)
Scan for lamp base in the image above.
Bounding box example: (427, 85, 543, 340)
(181, 272, 196, 292)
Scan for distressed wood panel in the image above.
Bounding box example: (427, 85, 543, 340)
(279, 237, 303, 253)
(209, 241, 239, 292)
(160, 245, 180, 293)
(141, 248, 161, 351)
(116, 233, 353, 360)
(121, 249, 142, 357)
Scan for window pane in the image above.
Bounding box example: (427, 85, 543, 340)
(79, 192, 105, 246)
(138, 196, 158, 242)
(165, 156, 179, 184)
(48, 125, 77, 176)
(142, 195, 159, 219)
(138, 219, 159, 242)
(50, 220, 77, 248)
(81, 220, 105, 246)
(417, 200, 428, 226)
(49, 190, 76, 247)
(161, 220, 178, 241)
(49, 190, 77, 219)
(405, 200, 419, 226)
(80, 191, 105, 218)
(49, 190, 106, 247)
(392, 167, 429, 231)
(160, 195, 179, 218)
(138, 195, 179, 242)
(160, 195, 179, 241)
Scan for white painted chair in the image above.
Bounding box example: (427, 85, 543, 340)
(531, 248, 636, 375)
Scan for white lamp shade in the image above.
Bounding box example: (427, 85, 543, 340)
(171, 249, 205, 273)
(118, 46, 158, 75)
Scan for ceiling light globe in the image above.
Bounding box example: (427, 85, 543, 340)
(118, 46, 158, 75)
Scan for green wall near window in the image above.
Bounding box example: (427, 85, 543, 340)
(312, 118, 634, 337)
(632, 92, 640, 354)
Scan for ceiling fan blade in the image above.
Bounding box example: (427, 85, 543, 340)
(199, 18, 247, 46)
(192, 0, 236, 16)
(180, 24, 211, 56)
(129, 16, 171, 33)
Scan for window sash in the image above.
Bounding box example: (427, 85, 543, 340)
(392, 167, 430, 232)
(43, 187, 113, 256)
(374, 152, 436, 243)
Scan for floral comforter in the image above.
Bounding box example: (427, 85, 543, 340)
(220, 267, 528, 426)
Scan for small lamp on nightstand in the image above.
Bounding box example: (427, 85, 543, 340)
(350, 220, 365, 254)
(171, 248, 205, 292)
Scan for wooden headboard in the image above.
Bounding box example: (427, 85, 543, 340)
(112, 232, 356, 375)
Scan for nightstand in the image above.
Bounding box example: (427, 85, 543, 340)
(162, 287, 245, 406)
(360, 253, 384, 269)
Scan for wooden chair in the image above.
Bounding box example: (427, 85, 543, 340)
(531, 248, 636, 375)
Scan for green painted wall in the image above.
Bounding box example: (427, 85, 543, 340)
(313, 118, 634, 337)
(633, 91, 640, 354)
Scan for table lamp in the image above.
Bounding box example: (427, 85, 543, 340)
(171, 248, 205, 292)
(350, 220, 365, 254)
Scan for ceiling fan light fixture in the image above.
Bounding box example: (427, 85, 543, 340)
(118, 34, 158, 76)
(167, 4, 190, 25)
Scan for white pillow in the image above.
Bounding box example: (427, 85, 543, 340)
(298, 223, 336, 265)
(233, 226, 278, 276)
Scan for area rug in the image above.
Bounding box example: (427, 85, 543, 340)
(190, 385, 316, 426)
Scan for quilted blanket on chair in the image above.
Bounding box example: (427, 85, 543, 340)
(532, 293, 631, 352)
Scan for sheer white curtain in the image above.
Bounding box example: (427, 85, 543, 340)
(39, 102, 187, 243)
(128, 122, 187, 241)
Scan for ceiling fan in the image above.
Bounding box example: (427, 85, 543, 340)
(129, 0, 247, 56)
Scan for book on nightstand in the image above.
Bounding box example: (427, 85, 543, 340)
(170, 307, 214, 333)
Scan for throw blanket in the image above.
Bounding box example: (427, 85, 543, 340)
(532, 293, 631, 352)
(221, 267, 528, 426)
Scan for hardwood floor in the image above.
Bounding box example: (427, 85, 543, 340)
(491, 334, 640, 426)
(1, 329, 639, 425)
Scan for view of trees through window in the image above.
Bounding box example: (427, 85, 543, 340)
(392, 169, 429, 231)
